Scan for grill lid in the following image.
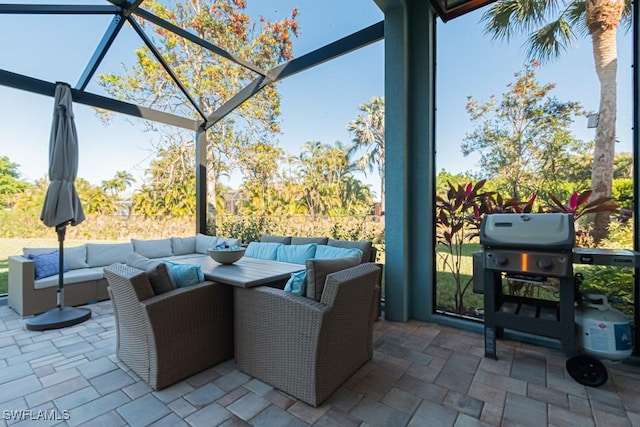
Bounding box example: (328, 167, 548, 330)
(480, 213, 575, 249)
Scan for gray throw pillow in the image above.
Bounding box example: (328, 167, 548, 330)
(305, 254, 361, 301)
(146, 263, 175, 295)
(126, 253, 176, 295)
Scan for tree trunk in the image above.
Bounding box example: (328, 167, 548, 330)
(586, 0, 624, 242)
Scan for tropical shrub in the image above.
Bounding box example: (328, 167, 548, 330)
(612, 178, 633, 209)
(216, 214, 385, 246)
(577, 221, 634, 317)
(217, 215, 273, 243)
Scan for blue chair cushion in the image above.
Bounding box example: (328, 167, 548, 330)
(276, 243, 317, 265)
(244, 242, 282, 260)
(284, 270, 307, 296)
(164, 262, 204, 288)
(28, 250, 68, 280)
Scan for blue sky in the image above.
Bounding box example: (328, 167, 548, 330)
(0, 1, 634, 200)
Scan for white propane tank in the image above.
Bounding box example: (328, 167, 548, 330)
(575, 293, 633, 361)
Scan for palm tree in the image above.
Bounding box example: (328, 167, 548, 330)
(481, 0, 632, 241)
(101, 170, 135, 197)
(348, 96, 385, 213)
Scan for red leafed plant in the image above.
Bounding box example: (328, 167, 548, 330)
(547, 190, 619, 221)
(547, 190, 619, 247)
(436, 180, 491, 314)
(483, 193, 540, 215)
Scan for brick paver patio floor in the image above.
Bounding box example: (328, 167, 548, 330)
(0, 300, 639, 426)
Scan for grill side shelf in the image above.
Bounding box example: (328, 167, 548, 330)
(573, 248, 640, 267)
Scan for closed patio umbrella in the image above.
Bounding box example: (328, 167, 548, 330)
(26, 83, 91, 331)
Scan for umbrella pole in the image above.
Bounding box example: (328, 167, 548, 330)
(56, 223, 66, 310)
(25, 221, 91, 331)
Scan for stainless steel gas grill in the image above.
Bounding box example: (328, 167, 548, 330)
(479, 213, 578, 359)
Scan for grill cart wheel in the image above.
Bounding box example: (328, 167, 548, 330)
(565, 354, 608, 387)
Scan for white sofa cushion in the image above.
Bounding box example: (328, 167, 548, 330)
(64, 245, 89, 270)
(23, 248, 57, 257)
(195, 234, 242, 254)
(34, 267, 104, 289)
(195, 234, 219, 254)
(24, 245, 88, 270)
(86, 242, 134, 267)
(131, 238, 173, 259)
(171, 236, 196, 255)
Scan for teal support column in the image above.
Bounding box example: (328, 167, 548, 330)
(376, 0, 436, 321)
(195, 125, 207, 235)
(632, 0, 639, 355)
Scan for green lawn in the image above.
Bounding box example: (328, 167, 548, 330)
(435, 243, 483, 316)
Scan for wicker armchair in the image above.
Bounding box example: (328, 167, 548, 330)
(104, 263, 234, 390)
(234, 263, 381, 406)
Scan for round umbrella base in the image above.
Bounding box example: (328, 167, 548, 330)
(26, 307, 92, 331)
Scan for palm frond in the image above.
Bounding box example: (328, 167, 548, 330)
(565, 1, 588, 37)
(481, 0, 559, 41)
(620, 0, 634, 33)
(526, 18, 576, 63)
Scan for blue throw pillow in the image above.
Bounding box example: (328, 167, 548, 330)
(276, 243, 317, 265)
(164, 262, 204, 288)
(315, 245, 363, 262)
(284, 271, 307, 296)
(28, 250, 68, 280)
(244, 242, 282, 260)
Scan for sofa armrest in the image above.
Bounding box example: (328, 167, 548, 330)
(8, 255, 34, 285)
(8, 256, 36, 316)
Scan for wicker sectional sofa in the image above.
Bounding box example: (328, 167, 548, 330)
(8, 234, 240, 317)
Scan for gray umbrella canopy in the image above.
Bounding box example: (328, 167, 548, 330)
(40, 83, 85, 227)
(27, 83, 91, 331)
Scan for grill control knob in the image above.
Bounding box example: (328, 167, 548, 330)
(537, 258, 553, 271)
(494, 255, 508, 267)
